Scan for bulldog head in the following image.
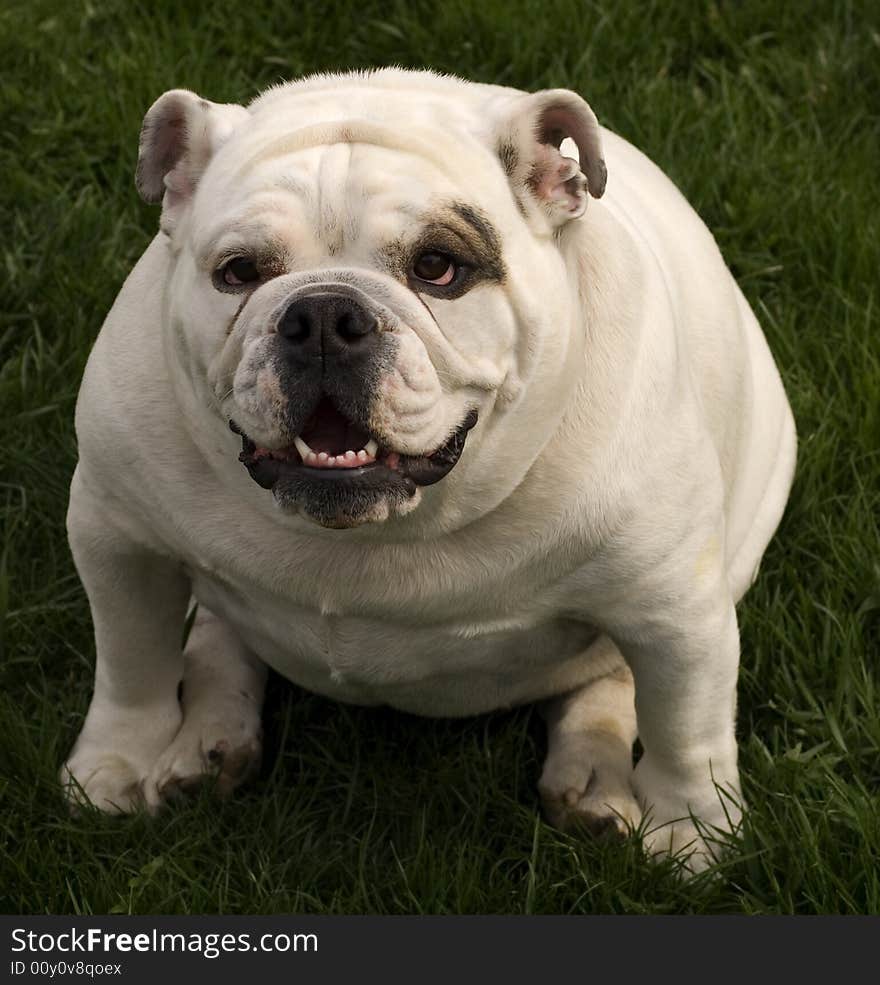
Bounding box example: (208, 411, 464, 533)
(136, 70, 606, 529)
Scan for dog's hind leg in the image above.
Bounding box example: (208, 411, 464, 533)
(539, 638, 641, 837)
(143, 604, 266, 810)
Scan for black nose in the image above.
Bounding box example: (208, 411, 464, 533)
(277, 293, 378, 361)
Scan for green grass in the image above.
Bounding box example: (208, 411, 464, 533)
(1, 0, 878, 914)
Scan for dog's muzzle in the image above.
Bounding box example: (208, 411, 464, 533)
(228, 291, 478, 521)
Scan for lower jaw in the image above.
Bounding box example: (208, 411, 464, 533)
(269, 467, 421, 528)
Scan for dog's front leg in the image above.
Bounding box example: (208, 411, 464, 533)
(621, 588, 742, 873)
(61, 468, 189, 813)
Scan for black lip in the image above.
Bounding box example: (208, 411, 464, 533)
(229, 408, 478, 495)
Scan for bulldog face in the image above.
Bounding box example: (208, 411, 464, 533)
(136, 72, 606, 529)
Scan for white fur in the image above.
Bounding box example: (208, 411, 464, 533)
(62, 69, 796, 873)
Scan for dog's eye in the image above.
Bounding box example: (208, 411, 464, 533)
(412, 251, 456, 286)
(222, 256, 260, 286)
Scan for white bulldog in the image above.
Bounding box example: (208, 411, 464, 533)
(62, 68, 796, 871)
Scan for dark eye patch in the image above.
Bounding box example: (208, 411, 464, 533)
(377, 202, 506, 300)
(210, 244, 289, 294)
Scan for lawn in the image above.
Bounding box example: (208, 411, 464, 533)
(1, 0, 878, 914)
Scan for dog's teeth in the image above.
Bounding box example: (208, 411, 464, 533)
(293, 443, 376, 469)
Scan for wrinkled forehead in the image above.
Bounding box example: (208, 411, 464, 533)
(237, 141, 456, 238)
(191, 110, 509, 259)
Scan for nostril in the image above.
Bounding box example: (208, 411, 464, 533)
(291, 314, 311, 342)
(335, 309, 376, 341)
(280, 309, 311, 344)
(337, 312, 353, 338)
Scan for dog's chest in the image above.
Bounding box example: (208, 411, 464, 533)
(189, 567, 600, 716)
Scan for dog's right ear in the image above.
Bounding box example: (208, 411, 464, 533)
(136, 89, 249, 232)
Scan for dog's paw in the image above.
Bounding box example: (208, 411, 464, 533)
(143, 701, 262, 810)
(640, 817, 725, 874)
(61, 750, 150, 815)
(61, 704, 182, 815)
(539, 761, 642, 838)
(633, 756, 742, 876)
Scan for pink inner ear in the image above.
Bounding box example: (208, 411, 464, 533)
(154, 111, 193, 215)
(153, 112, 187, 175)
(533, 144, 582, 203)
(536, 102, 606, 201)
(137, 98, 191, 204)
(531, 138, 588, 218)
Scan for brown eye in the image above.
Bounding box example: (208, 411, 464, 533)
(223, 256, 260, 286)
(412, 251, 456, 286)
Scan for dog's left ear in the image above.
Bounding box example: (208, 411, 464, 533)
(493, 89, 606, 226)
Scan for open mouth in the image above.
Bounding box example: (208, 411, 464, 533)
(230, 396, 478, 495)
